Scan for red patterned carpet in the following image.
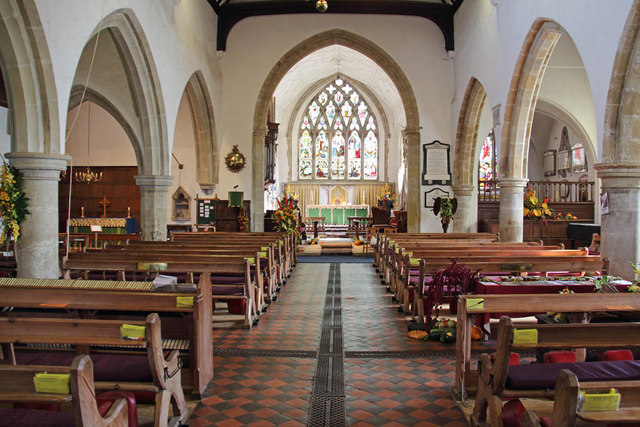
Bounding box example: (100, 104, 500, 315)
(188, 262, 476, 426)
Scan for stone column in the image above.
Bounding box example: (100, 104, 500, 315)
(452, 184, 475, 233)
(252, 128, 266, 232)
(404, 127, 421, 233)
(5, 152, 69, 278)
(498, 177, 528, 242)
(135, 175, 173, 241)
(594, 164, 640, 280)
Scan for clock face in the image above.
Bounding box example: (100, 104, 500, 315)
(225, 145, 246, 173)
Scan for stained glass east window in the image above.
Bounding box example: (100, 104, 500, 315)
(298, 77, 378, 180)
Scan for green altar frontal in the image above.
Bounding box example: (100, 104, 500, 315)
(306, 204, 369, 225)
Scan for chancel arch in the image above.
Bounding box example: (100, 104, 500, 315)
(253, 29, 420, 232)
(596, 0, 640, 278)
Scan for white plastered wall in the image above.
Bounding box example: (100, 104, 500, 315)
(453, 0, 633, 165)
(220, 14, 453, 231)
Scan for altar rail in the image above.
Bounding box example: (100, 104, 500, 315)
(478, 180, 595, 203)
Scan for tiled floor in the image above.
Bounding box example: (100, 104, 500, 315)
(189, 261, 471, 426)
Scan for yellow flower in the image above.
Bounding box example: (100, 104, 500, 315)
(533, 208, 541, 217)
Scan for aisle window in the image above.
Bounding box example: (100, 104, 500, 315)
(298, 77, 378, 180)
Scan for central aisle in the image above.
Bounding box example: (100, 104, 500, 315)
(189, 263, 466, 426)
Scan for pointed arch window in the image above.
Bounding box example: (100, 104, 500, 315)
(298, 77, 378, 180)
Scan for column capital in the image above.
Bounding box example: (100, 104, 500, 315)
(402, 127, 422, 138)
(595, 163, 640, 189)
(5, 152, 70, 172)
(134, 175, 173, 189)
(452, 184, 475, 196)
(498, 177, 529, 191)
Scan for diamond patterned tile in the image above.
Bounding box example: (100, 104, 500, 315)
(188, 262, 470, 426)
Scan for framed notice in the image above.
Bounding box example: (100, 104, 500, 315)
(196, 198, 215, 225)
(424, 188, 450, 209)
(422, 141, 451, 185)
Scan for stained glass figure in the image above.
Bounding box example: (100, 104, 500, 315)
(318, 91, 328, 106)
(478, 131, 496, 182)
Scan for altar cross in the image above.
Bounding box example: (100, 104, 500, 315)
(99, 196, 111, 218)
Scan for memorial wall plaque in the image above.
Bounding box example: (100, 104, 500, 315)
(422, 140, 451, 185)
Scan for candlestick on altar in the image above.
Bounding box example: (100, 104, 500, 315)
(81, 206, 85, 218)
(127, 207, 131, 218)
(362, 189, 365, 204)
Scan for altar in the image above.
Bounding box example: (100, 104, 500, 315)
(306, 204, 369, 226)
(67, 217, 138, 234)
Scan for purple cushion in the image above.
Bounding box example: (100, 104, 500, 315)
(15, 352, 153, 382)
(0, 408, 74, 427)
(212, 285, 244, 296)
(506, 360, 640, 390)
(211, 275, 245, 284)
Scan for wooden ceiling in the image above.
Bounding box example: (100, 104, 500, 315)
(207, 0, 464, 51)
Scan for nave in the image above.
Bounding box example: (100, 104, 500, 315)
(189, 262, 466, 426)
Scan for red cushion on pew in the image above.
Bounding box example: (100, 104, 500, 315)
(501, 399, 526, 427)
(97, 391, 138, 427)
(226, 298, 246, 315)
(599, 350, 633, 361)
(490, 352, 520, 366)
(543, 351, 576, 364)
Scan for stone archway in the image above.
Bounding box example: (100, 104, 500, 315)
(0, 0, 68, 278)
(595, 0, 640, 279)
(499, 19, 564, 241)
(252, 29, 420, 232)
(183, 71, 218, 192)
(452, 77, 487, 232)
(74, 9, 171, 240)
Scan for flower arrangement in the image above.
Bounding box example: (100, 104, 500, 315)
(273, 191, 301, 241)
(237, 204, 249, 232)
(377, 183, 396, 209)
(523, 186, 577, 224)
(0, 159, 29, 245)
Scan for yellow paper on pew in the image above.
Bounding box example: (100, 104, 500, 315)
(258, 251, 267, 258)
(579, 388, 621, 412)
(176, 296, 194, 308)
(138, 262, 168, 271)
(261, 246, 269, 251)
(244, 257, 255, 264)
(410, 258, 420, 266)
(512, 329, 538, 346)
(395, 247, 400, 254)
(120, 324, 146, 340)
(406, 251, 413, 257)
(34, 373, 70, 394)
(465, 298, 484, 311)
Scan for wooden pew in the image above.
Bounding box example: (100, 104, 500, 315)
(0, 276, 213, 398)
(471, 316, 640, 426)
(62, 252, 261, 328)
(0, 313, 188, 426)
(454, 293, 640, 401)
(492, 369, 640, 427)
(122, 241, 281, 301)
(0, 354, 129, 427)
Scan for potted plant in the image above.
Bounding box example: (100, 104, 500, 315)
(433, 197, 457, 233)
(424, 259, 479, 330)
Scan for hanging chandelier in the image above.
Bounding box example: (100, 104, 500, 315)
(75, 102, 102, 183)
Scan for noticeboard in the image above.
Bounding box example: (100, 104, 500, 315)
(196, 198, 215, 225)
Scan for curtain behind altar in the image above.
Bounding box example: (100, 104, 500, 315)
(284, 183, 392, 212)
